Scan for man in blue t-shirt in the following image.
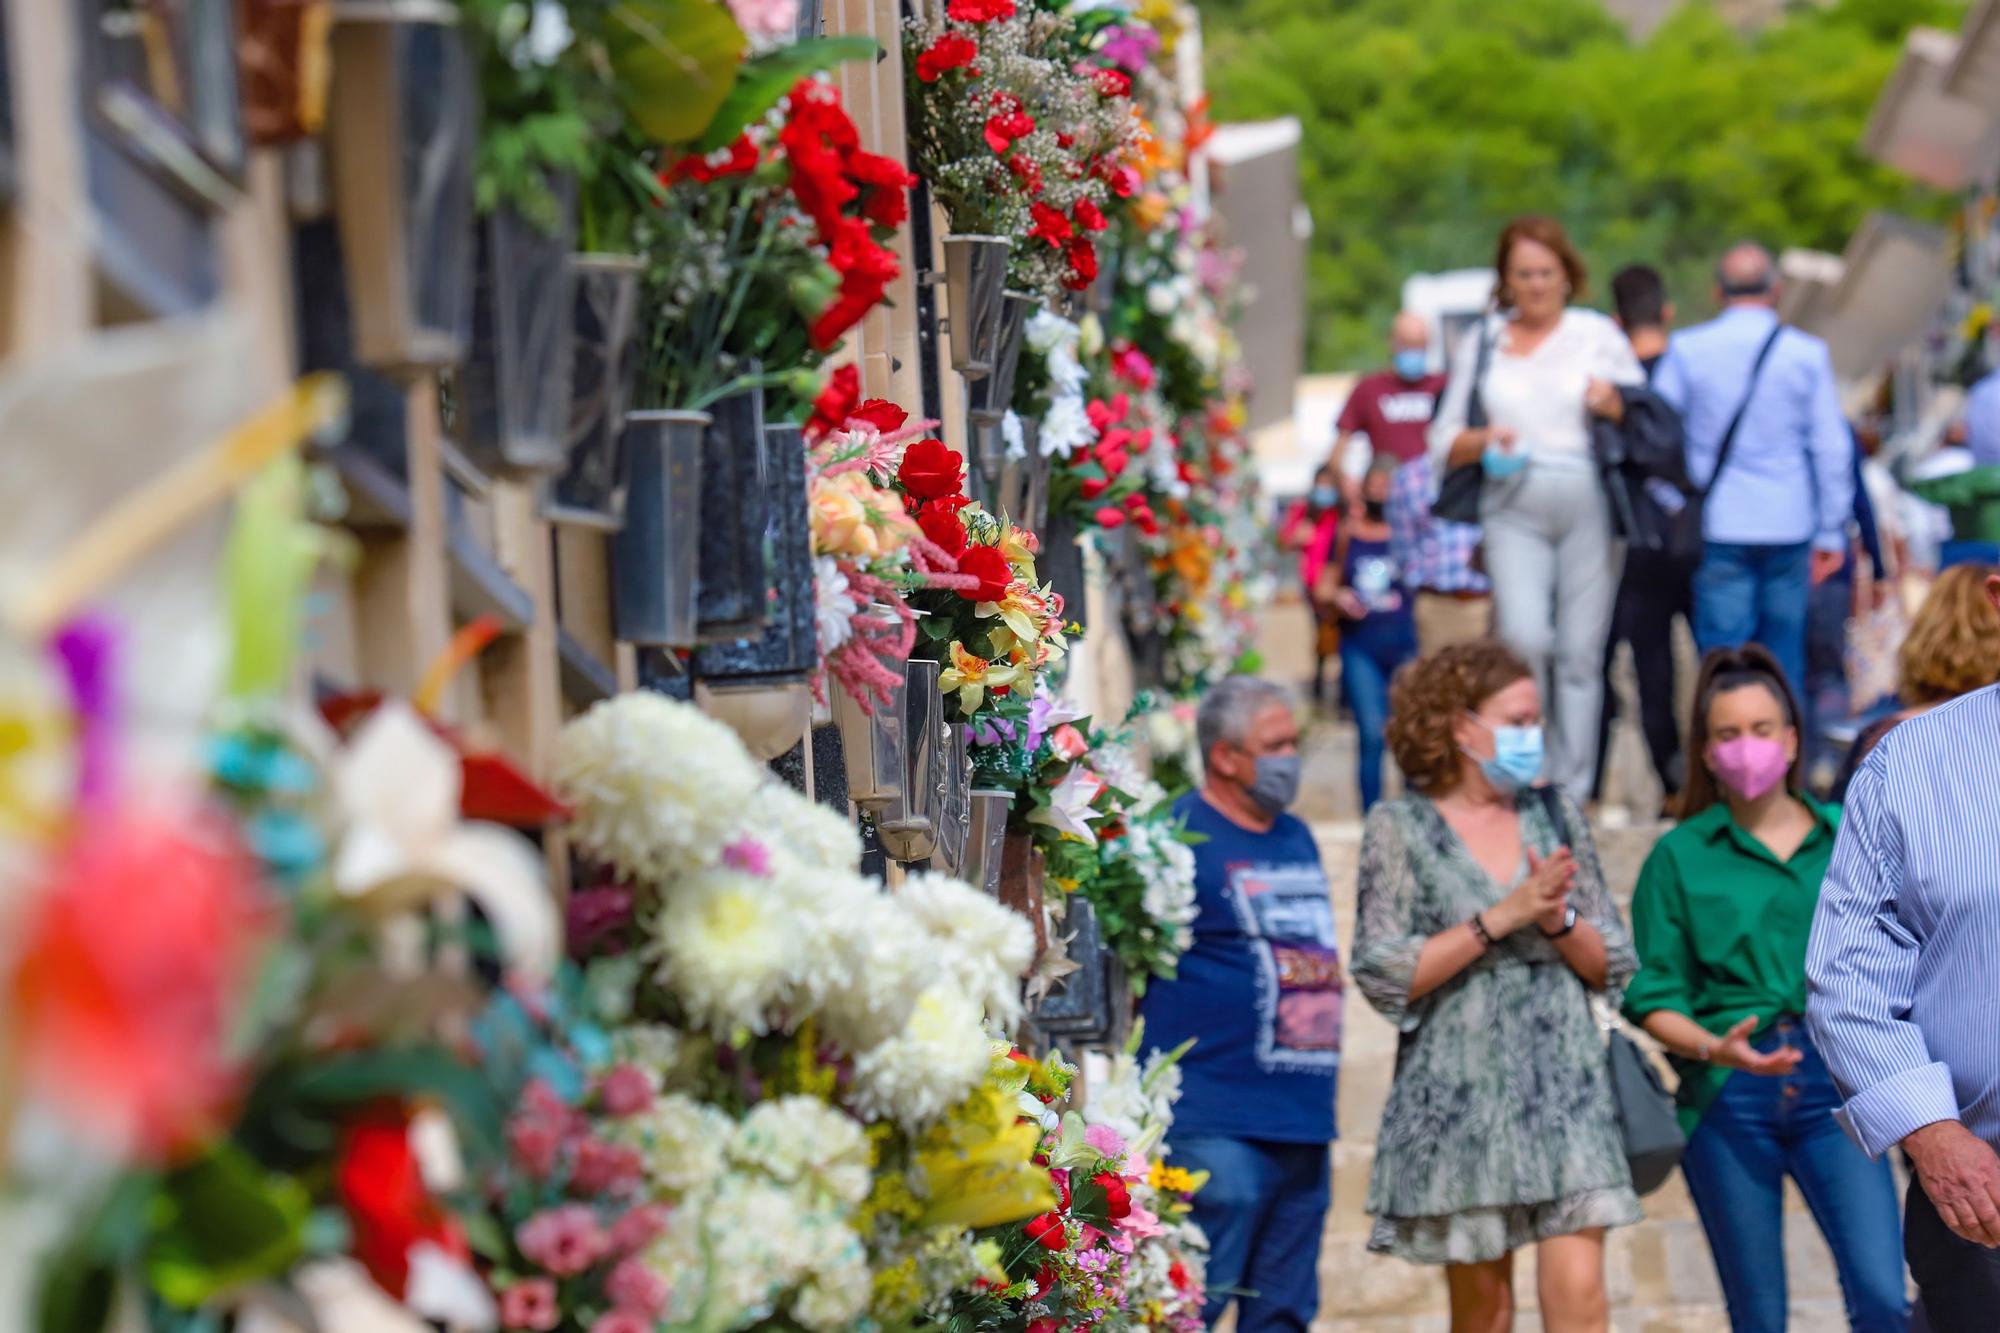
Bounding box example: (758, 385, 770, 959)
(1140, 675, 1339, 1332)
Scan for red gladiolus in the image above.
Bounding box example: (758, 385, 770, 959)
(337, 1111, 471, 1298)
(805, 365, 862, 440)
(1024, 1211, 1069, 1251)
(781, 80, 862, 234)
(1093, 506, 1128, 530)
(898, 438, 966, 500)
(849, 149, 915, 228)
(1092, 1171, 1133, 1219)
(958, 546, 1015, 602)
(916, 32, 979, 81)
(1029, 201, 1073, 250)
(1063, 238, 1099, 290)
(947, 0, 1015, 20)
(812, 217, 902, 350)
(8, 805, 268, 1161)
(918, 506, 970, 559)
(1092, 66, 1132, 97)
(1074, 197, 1107, 232)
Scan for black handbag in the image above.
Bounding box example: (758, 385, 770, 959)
(1533, 787, 1685, 1195)
(1431, 317, 1494, 525)
(1592, 385, 1690, 554)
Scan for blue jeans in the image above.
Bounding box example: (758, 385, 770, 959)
(1680, 1020, 1907, 1332)
(1340, 628, 1413, 812)
(1172, 1136, 1330, 1332)
(1694, 541, 1812, 696)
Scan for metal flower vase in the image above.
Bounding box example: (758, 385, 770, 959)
(833, 647, 908, 813)
(929, 723, 975, 877)
(692, 424, 817, 680)
(695, 382, 772, 642)
(941, 235, 1012, 380)
(876, 657, 946, 863)
(459, 181, 580, 475)
(545, 254, 645, 528)
(611, 410, 706, 646)
(326, 0, 476, 376)
(964, 789, 1013, 893)
(966, 290, 1036, 500)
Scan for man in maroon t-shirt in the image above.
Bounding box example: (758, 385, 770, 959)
(1330, 312, 1446, 500)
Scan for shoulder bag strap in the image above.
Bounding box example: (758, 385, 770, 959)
(1465, 316, 1495, 431)
(1698, 324, 1785, 500)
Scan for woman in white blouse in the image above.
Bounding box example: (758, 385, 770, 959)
(1427, 216, 1644, 797)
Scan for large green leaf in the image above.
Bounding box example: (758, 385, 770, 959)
(144, 1146, 309, 1309)
(694, 36, 884, 152)
(286, 1046, 506, 1161)
(606, 0, 748, 146)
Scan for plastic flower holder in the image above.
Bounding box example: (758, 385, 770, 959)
(876, 656, 945, 863)
(942, 235, 1012, 380)
(459, 179, 580, 475)
(963, 788, 1013, 894)
(544, 254, 646, 529)
(326, 1, 476, 376)
(928, 723, 975, 877)
(611, 410, 706, 646)
(966, 291, 1036, 498)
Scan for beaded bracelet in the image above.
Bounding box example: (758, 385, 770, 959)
(1468, 913, 1496, 949)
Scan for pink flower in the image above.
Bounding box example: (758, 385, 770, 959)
(517, 1203, 610, 1277)
(721, 837, 773, 876)
(508, 1113, 564, 1181)
(566, 884, 634, 956)
(609, 1203, 673, 1254)
(606, 1256, 672, 1317)
(597, 1064, 653, 1117)
(1117, 1202, 1165, 1240)
(570, 1137, 645, 1195)
(498, 1277, 559, 1331)
(591, 1315, 652, 1333)
(726, 0, 797, 45)
(1085, 1123, 1127, 1159)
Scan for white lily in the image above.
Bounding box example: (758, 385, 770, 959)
(235, 1255, 494, 1333)
(1027, 766, 1106, 846)
(330, 701, 557, 980)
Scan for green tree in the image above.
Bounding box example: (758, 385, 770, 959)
(1203, 0, 1963, 369)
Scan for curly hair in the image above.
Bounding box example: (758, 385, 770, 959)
(1900, 564, 2000, 706)
(1386, 641, 1534, 794)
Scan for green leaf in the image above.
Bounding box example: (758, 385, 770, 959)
(606, 0, 748, 145)
(695, 36, 884, 152)
(285, 1046, 506, 1161)
(35, 1249, 116, 1333)
(144, 1146, 309, 1308)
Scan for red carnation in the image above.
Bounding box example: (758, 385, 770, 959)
(1007, 154, 1045, 195)
(337, 1112, 470, 1298)
(1093, 506, 1128, 530)
(948, 0, 1015, 20)
(1063, 237, 1099, 290)
(850, 150, 915, 228)
(898, 438, 965, 501)
(1074, 197, 1107, 232)
(1029, 201, 1074, 250)
(918, 506, 970, 559)
(958, 545, 1015, 603)
(1023, 1211, 1069, 1251)
(984, 108, 1036, 157)
(917, 32, 979, 81)
(805, 366, 862, 440)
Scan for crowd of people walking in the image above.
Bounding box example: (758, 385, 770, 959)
(1182, 215, 2000, 1331)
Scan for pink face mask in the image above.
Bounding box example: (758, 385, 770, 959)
(1709, 735, 1791, 801)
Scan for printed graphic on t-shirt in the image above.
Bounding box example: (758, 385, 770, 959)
(1351, 553, 1404, 615)
(1375, 391, 1438, 425)
(1226, 859, 1343, 1074)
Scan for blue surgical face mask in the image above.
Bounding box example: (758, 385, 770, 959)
(1481, 446, 1528, 479)
(1310, 485, 1340, 511)
(1393, 349, 1429, 381)
(1465, 714, 1544, 792)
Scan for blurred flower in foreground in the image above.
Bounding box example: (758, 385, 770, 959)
(6, 803, 269, 1161)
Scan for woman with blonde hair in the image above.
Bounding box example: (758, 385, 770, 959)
(1428, 217, 1646, 799)
(1831, 562, 2000, 799)
(1354, 640, 1638, 1332)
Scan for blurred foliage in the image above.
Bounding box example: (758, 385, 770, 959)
(1202, 0, 1965, 369)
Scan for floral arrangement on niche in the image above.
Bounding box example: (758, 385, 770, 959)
(904, 0, 1145, 304)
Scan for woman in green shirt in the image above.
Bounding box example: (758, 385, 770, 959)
(1625, 645, 1905, 1333)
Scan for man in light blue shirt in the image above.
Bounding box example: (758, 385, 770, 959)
(1963, 368, 2000, 469)
(1653, 243, 1854, 696)
(1808, 629, 2000, 1323)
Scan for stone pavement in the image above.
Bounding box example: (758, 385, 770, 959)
(1291, 723, 1863, 1331)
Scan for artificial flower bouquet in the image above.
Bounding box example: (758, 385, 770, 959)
(904, 0, 1144, 304)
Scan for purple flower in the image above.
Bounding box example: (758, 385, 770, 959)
(1097, 24, 1159, 74)
(567, 883, 635, 956)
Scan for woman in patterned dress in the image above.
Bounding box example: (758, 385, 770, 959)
(1353, 640, 1640, 1332)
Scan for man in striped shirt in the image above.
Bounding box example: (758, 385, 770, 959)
(1808, 604, 2000, 1326)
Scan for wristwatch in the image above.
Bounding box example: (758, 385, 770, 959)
(1541, 905, 1578, 939)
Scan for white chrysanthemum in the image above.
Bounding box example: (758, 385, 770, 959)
(700, 1177, 859, 1323)
(813, 556, 854, 657)
(791, 1244, 873, 1331)
(737, 780, 862, 874)
(611, 1092, 732, 1195)
(654, 867, 806, 1036)
(847, 983, 993, 1128)
(1001, 409, 1027, 462)
(610, 1023, 683, 1079)
(798, 875, 938, 1055)
(1025, 308, 1080, 356)
(1040, 393, 1097, 459)
(896, 872, 1033, 1027)
(554, 693, 762, 882)
(730, 1095, 872, 1208)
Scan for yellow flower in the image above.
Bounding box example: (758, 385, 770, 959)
(978, 580, 1061, 660)
(937, 642, 1024, 715)
(913, 1083, 1056, 1229)
(998, 523, 1039, 580)
(1149, 1162, 1208, 1196)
